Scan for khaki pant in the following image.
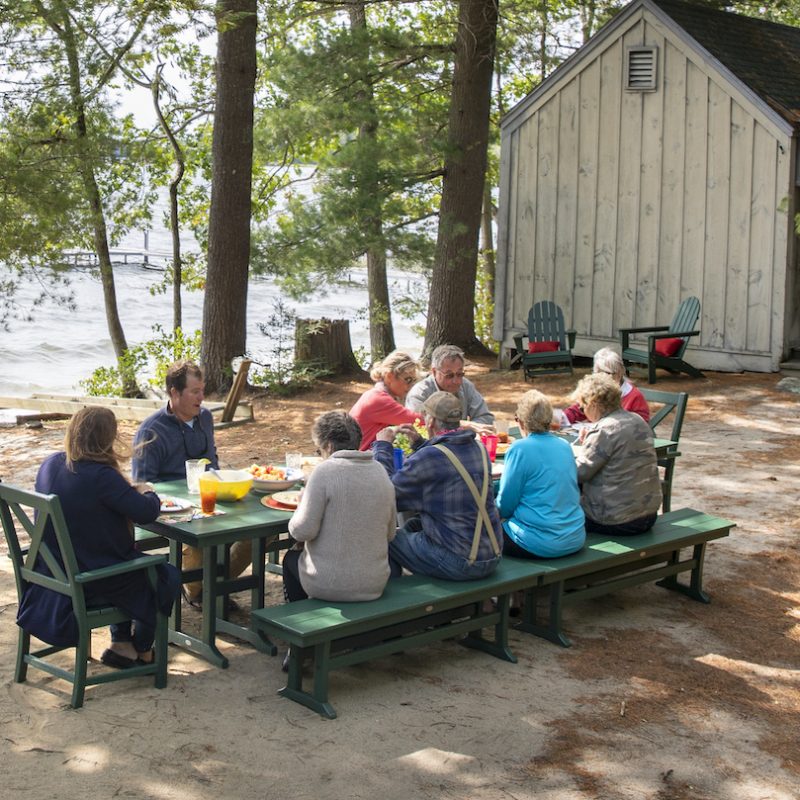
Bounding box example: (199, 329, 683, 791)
(181, 540, 253, 601)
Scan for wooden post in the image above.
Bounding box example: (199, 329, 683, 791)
(221, 358, 252, 423)
(294, 318, 366, 377)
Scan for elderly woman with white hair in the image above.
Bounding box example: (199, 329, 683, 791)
(554, 347, 649, 428)
(496, 390, 585, 559)
(571, 374, 662, 536)
(350, 350, 421, 450)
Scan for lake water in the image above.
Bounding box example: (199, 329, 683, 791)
(0, 258, 426, 398)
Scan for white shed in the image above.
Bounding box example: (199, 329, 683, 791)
(494, 0, 800, 373)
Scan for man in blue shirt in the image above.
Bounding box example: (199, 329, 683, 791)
(373, 391, 503, 580)
(132, 360, 248, 608)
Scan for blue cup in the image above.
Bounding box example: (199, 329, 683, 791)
(393, 448, 404, 470)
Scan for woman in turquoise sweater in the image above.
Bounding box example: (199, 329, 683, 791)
(496, 390, 585, 559)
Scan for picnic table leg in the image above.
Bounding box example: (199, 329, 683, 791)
(656, 544, 711, 603)
(460, 596, 517, 662)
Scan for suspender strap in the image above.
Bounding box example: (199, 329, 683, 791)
(433, 444, 501, 563)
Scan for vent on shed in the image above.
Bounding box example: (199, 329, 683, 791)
(625, 46, 658, 91)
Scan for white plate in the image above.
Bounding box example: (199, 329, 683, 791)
(159, 496, 193, 514)
(491, 463, 505, 480)
(271, 490, 302, 509)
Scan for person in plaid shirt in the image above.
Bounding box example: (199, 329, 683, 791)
(373, 391, 503, 580)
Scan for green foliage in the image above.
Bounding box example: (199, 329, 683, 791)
(250, 296, 326, 395)
(474, 264, 497, 354)
(79, 324, 201, 397)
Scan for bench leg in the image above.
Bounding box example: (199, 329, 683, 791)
(656, 544, 711, 603)
(460, 596, 517, 663)
(514, 584, 572, 647)
(278, 643, 337, 719)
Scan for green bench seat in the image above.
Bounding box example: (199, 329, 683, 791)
(252, 507, 733, 718)
(251, 557, 552, 718)
(516, 507, 735, 646)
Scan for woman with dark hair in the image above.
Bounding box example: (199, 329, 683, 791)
(17, 406, 180, 669)
(281, 411, 397, 605)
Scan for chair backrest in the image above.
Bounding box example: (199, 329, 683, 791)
(669, 297, 701, 338)
(640, 388, 688, 444)
(0, 483, 84, 612)
(527, 301, 568, 349)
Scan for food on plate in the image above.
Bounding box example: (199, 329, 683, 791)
(161, 497, 182, 510)
(247, 464, 287, 480)
(497, 432, 510, 443)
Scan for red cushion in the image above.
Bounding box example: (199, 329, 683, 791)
(528, 340, 559, 353)
(654, 337, 683, 357)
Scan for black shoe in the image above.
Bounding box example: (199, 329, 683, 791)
(182, 588, 239, 613)
(101, 648, 139, 670)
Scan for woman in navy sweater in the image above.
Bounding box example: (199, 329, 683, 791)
(17, 406, 180, 669)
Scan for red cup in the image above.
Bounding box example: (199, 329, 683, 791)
(481, 434, 499, 462)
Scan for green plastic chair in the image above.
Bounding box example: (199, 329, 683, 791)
(513, 301, 576, 380)
(619, 296, 703, 384)
(0, 483, 169, 708)
(640, 388, 688, 513)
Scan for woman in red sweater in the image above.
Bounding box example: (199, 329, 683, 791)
(554, 347, 650, 427)
(350, 351, 421, 450)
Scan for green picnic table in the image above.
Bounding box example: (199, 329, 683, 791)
(140, 480, 295, 668)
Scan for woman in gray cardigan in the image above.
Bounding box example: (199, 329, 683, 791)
(571, 373, 662, 536)
(282, 411, 397, 604)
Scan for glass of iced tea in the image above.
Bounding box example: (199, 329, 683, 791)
(198, 474, 218, 514)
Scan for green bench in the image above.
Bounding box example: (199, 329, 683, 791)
(251, 557, 553, 718)
(516, 507, 734, 646)
(251, 507, 733, 718)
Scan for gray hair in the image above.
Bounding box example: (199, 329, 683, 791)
(312, 411, 362, 453)
(515, 390, 553, 434)
(571, 373, 621, 418)
(592, 347, 625, 383)
(430, 344, 465, 370)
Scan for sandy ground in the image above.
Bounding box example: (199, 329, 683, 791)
(0, 360, 798, 800)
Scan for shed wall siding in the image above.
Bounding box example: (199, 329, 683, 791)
(499, 7, 793, 370)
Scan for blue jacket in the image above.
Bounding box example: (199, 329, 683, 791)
(496, 432, 585, 557)
(17, 453, 178, 647)
(131, 404, 218, 482)
(373, 429, 503, 562)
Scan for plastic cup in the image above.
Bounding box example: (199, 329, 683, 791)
(285, 453, 303, 471)
(198, 474, 218, 514)
(481, 434, 499, 462)
(185, 459, 206, 494)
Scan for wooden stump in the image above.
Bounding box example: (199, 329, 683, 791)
(294, 318, 366, 377)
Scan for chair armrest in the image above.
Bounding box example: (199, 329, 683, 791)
(74, 554, 168, 584)
(648, 329, 700, 340)
(618, 325, 671, 335)
(512, 333, 527, 352)
(566, 329, 577, 350)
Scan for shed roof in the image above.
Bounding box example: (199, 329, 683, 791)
(652, 0, 800, 126)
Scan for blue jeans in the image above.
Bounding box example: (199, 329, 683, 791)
(389, 517, 500, 581)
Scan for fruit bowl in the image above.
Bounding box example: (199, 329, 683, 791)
(247, 464, 303, 493)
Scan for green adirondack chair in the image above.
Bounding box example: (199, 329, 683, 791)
(513, 301, 576, 380)
(0, 483, 169, 708)
(619, 296, 703, 384)
(640, 388, 688, 513)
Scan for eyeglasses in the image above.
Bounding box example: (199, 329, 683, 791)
(401, 375, 415, 386)
(180, 425, 208, 459)
(436, 370, 465, 381)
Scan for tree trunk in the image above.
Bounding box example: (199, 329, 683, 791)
(295, 318, 367, 377)
(53, 0, 139, 395)
(423, 0, 498, 359)
(152, 65, 186, 333)
(348, 2, 396, 361)
(201, 0, 257, 393)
